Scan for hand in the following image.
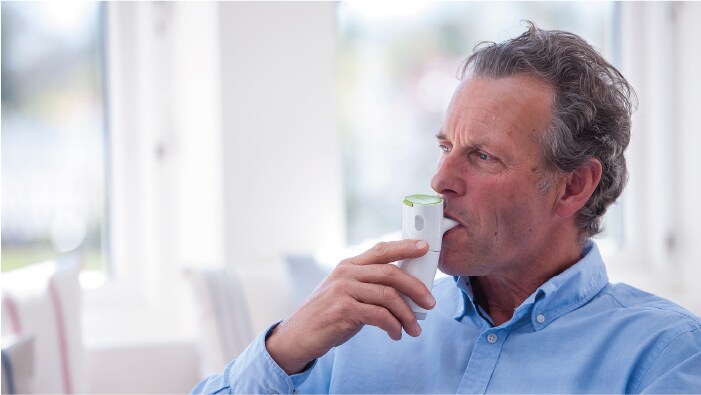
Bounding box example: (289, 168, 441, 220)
(265, 239, 435, 375)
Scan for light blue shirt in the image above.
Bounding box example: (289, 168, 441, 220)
(192, 242, 701, 393)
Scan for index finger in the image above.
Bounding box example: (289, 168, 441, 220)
(343, 240, 429, 266)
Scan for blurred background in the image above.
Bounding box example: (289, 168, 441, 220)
(1, 1, 700, 393)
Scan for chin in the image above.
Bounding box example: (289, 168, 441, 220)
(439, 240, 488, 277)
(437, 250, 463, 276)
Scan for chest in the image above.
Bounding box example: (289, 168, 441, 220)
(325, 316, 645, 394)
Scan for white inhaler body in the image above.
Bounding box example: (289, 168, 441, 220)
(397, 194, 459, 320)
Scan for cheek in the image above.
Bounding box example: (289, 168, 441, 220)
(453, 172, 545, 235)
(492, 191, 543, 238)
(474, 185, 537, 233)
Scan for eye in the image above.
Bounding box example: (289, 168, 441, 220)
(439, 144, 451, 154)
(477, 152, 491, 161)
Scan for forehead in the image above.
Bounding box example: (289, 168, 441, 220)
(443, 74, 555, 148)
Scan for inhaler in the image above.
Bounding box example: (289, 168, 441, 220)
(397, 194, 459, 320)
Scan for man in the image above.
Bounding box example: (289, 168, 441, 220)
(193, 23, 701, 393)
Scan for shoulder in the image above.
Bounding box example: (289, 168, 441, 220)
(575, 283, 701, 392)
(597, 284, 701, 392)
(592, 282, 701, 350)
(598, 282, 701, 328)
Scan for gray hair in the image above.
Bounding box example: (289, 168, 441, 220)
(458, 21, 637, 239)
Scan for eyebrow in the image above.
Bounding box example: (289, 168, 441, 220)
(435, 129, 491, 152)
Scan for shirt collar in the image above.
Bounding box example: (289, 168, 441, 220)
(452, 241, 609, 330)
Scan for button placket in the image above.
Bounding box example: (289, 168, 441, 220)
(458, 329, 508, 393)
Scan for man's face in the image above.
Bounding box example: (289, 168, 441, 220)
(432, 74, 561, 277)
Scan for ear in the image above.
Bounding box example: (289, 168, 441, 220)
(555, 158, 603, 218)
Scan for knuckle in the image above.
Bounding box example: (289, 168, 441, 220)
(335, 298, 355, 316)
(371, 305, 390, 322)
(379, 285, 399, 302)
(371, 241, 389, 257)
(332, 264, 350, 277)
(328, 278, 350, 294)
(338, 258, 354, 267)
(380, 263, 398, 278)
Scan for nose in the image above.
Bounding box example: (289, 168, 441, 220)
(431, 153, 466, 197)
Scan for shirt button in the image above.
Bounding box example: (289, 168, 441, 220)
(487, 333, 498, 344)
(536, 314, 546, 323)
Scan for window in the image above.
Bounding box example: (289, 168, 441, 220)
(1, 2, 108, 273)
(338, 2, 617, 246)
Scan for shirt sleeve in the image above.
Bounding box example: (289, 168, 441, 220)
(636, 326, 701, 393)
(191, 323, 319, 394)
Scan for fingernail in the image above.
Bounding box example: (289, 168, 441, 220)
(414, 322, 422, 336)
(415, 240, 427, 249)
(425, 294, 436, 308)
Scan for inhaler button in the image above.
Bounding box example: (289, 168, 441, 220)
(414, 215, 424, 231)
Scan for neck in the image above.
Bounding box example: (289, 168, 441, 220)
(471, 236, 585, 326)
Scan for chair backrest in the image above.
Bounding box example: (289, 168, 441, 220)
(1, 334, 35, 394)
(185, 268, 256, 377)
(1, 255, 84, 394)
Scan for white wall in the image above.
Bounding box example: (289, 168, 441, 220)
(84, 2, 341, 393)
(610, 2, 701, 313)
(218, 2, 345, 267)
(675, 2, 701, 307)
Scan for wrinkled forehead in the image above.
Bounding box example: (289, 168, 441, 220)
(444, 75, 556, 139)
(449, 74, 554, 110)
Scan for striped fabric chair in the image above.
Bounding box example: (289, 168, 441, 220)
(1, 256, 84, 394)
(185, 256, 328, 379)
(185, 269, 256, 377)
(1, 334, 34, 394)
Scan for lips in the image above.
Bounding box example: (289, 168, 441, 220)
(443, 211, 460, 225)
(443, 224, 462, 236)
(442, 198, 464, 236)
